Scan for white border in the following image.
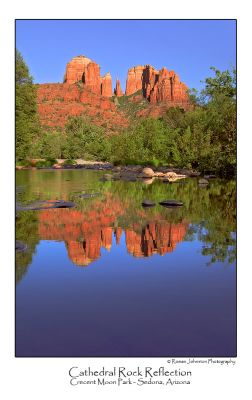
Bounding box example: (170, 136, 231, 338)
(0, 1, 251, 399)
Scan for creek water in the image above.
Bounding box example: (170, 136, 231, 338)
(16, 169, 236, 356)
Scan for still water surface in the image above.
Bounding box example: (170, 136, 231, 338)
(16, 169, 236, 356)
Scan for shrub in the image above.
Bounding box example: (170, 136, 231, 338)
(35, 158, 57, 167)
(63, 159, 76, 166)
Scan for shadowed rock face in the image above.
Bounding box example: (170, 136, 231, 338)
(38, 200, 188, 266)
(114, 79, 123, 97)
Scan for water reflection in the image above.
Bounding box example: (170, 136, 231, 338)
(16, 170, 236, 278)
(38, 206, 188, 265)
(15, 170, 236, 357)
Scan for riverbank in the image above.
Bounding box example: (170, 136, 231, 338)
(16, 159, 204, 178)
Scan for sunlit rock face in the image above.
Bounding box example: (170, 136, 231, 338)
(36, 83, 128, 129)
(36, 55, 190, 130)
(64, 55, 112, 97)
(125, 66, 146, 96)
(64, 55, 92, 84)
(126, 64, 189, 104)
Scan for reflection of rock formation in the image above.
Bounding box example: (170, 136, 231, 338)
(125, 221, 188, 257)
(38, 199, 188, 265)
(38, 198, 124, 266)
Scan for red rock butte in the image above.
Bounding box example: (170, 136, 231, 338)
(36, 55, 190, 130)
(63, 56, 189, 104)
(64, 55, 113, 97)
(126, 64, 188, 104)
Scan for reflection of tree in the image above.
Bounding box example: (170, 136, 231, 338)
(103, 178, 236, 265)
(16, 211, 39, 282)
(196, 181, 236, 264)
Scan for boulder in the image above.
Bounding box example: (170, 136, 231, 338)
(16, 240, 27, 252)
(165, 171, 178, 179)
(50, 201, 76, 209)
(198, 178, 209, 185)
(159, 200, 183, 207)
(141, 167, 155, 177)
(17, 200, 76, 211)
(142, 178, 154, 185)
(142, 200, 156, 207)
(79, 193, 100, 199)
(102, 174, 113, 181)
(154, 172, 165, 177)
(204, 174, 216, 179)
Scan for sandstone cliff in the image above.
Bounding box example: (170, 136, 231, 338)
(126, 64, 188, 104)
(36, 55, 190, 131)
(64, 55, 112, 97)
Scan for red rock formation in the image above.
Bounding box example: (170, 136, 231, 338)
(64, 55, 112, 97)
(82, 61, 101, 95)
(36, 56, 190, 131)
(125, 64, 188, 105)
(114, 79, 124, 97)
(36, 83, 128, 129)
(101, 73, 112, 97)
(125, 66, 145, 96)
(64, 55, 92, 84)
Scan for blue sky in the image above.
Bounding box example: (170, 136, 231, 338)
(16, 20, 236, 91)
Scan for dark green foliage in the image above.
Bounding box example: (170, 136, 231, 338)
(16, 49, 40, 161)
(16, 211, 39, 282)
(109, 117, 179, 166)
(202, 67, 236, 100)
(32, 130, 66, 159)
(63, 159, 77, 166)
(62, 116, 111, 160)
(35, 158, 57, 167)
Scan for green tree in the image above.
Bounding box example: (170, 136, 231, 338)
(202, 66, 236, 100)
(63, 116, 110, 160)
(16, 49, 40, 161)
